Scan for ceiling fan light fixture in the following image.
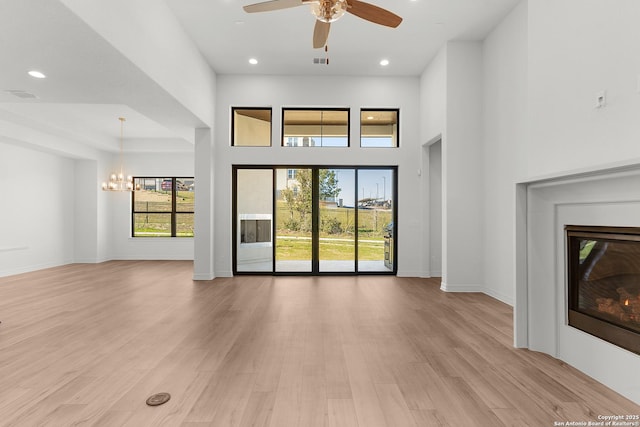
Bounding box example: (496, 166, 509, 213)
(310, 0, 347, 23)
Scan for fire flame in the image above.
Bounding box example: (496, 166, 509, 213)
(624, 299, 630, 306)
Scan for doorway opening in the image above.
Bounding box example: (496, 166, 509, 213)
(233, 166, 397, 275)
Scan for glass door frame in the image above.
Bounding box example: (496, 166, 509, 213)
(232, 165, 398, 276)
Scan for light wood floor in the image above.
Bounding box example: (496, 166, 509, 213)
(0, 261, 637, 426)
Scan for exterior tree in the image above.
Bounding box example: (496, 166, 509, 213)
(319, 169, 340, 200)
(282, 169, 340, 231)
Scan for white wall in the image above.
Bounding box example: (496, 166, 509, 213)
(441, 41, 485, 292)
(419, 47, 446, 278)
(527, 0, 640, 178)
(419, 42, 485, 290)
(108, 152, 195, 261)
(428, 140, 442, 276)
(74, 160, 99, 263)
(0, 142, 75, 276)
(419, 47, 447, 144)
(0, 130, 200, 274)
(514, 0, 640, 402)
(518, 0, 640, 346)
(194, 127, 216, 280)
(214, 75, 422, 277)
(481, 1, 528, 305)
(61, 0, 216, 129)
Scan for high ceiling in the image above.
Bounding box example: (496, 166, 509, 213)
(166, 0, 521, 76)
(0, 0, 520, 156)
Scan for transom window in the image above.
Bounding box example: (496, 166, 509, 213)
(282, 108, 349, 147)
(232, 107, 272, 146)
(132, 177, 195, 237)
(360, 109, 399, 147)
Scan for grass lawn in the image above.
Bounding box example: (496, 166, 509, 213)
(274, 200, 391, 261)
(275, 236, 385, 261)
(133, 190, 194, 236)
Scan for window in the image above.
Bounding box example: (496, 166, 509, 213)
(132, 177, 195, 237)
(360, 109, 398, 147)
(232, 107, 272, 146)
(282, 108, 349, 147)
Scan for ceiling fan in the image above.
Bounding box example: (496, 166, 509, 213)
(243, 0, 402, 49)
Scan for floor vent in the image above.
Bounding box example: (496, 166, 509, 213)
(146, 392, 171, 406)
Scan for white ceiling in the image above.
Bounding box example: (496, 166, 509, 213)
(165, 0, 521, 76)
(0, 0, 520, 155)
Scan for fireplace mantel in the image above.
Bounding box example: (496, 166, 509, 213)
(516, 166, 640, 404)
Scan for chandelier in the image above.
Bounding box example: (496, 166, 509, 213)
(102, 117, 136, 192)
(310, 0, 348, 23)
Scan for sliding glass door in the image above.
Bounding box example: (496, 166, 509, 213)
(275, 168, 312, 273)
(235, 169, 273, 272)
(318, 168, 356, 273)
(233, 166, 396, 275)
(357, 169, 394, 272)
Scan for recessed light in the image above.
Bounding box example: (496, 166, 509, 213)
(379, 59, 389, 66)
(249, 58, 258, 65)
(28, 70, 46, 79)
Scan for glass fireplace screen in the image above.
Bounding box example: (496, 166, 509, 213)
(567, 225, 640, 354)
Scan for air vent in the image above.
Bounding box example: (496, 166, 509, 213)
(4, 90, 38, 99)
(312, 57, 329, 65)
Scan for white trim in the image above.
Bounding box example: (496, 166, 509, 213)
(396, 270, 422, 278)
(215, 270, 233, 278)
(482, 287, 513, 306)
(111, 255, 194, 261)
(440, 281, 514, 306)
(193, 273, 215, 281)
(440, 281, 483, 293)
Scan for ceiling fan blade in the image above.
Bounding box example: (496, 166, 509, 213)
(243, 0, 303, 13)
(346, 0, 402, 28)
(313, 20, 331, 49)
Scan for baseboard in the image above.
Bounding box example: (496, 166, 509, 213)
(192, 273, 215, 281)
(215, 270, 233, 278)
(482, 287, 514, 306)
(440, 281, 483, 292)
(440, 281, 514, 306)
(397, 270, 422, 277)
(111, 255, 194, 261)
(73, 258, 100, 264)
(420, 270, 442, 278)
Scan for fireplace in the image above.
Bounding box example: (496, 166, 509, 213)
(566, 225, 640, 355)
